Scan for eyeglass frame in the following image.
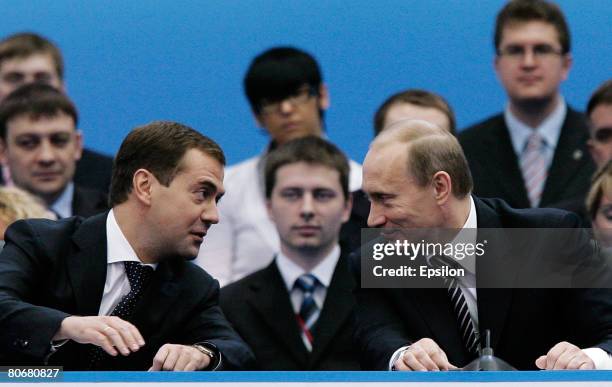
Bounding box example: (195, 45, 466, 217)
(257, 85, 319, 115)
(496, 43, 565, 61)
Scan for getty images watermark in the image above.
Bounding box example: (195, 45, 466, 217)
(360, 228, 612, 289)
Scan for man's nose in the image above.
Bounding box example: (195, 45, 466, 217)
(300, 193, 315, 221)
(201, 202, 220, 225)
(37, 140, 56, 164)
(520, 49, 537, 67)
(367, 203, 386, 228)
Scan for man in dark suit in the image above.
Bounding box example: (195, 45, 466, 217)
(0, 32, 112, 193)
(459, 0, 594, 218)
(0, 121, 254, 370)
(0, 84, 107, 218)
(221, 136, 359, 370)
(356, 119, 612, 371)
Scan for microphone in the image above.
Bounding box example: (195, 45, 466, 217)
(461, 329, 517, 371)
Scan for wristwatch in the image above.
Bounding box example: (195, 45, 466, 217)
(193, 344, 216, 361)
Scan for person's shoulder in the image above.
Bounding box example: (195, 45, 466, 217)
(459, 113, 505, 143)
(8, 216, 85, 239)
(225, 156, 260, 180)
(80, 148, 114, 165)
(564, 105, 588, 128)
(74, 184, 108, 202)
(477, 197, 582, 228)
(3, 216, 90, 258)
(220, 155, 261, 197)
(220, 266, 271, 304)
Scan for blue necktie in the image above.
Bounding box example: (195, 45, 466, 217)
(294, 274, 320, 352)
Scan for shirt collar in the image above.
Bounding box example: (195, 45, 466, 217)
(505, 97, 566, 154)
(106, 209, 157, 268)
(50, 182, 74, 219)
(276, 244, 341, 292)
(463, 195, 477, 230)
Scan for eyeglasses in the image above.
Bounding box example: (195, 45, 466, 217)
(497, 44, 564, 61)
(593, 127, 612, 143)
(258, 86, 317, 115)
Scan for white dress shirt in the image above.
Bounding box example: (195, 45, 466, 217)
(97, 210, 157, 316)
(275, 244, 341, 314)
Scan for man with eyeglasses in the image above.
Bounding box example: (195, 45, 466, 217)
(459, 0, 594, 221)
(587, 80, 612, 168)
(195, 46, 364, 286)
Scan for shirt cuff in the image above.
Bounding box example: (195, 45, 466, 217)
(389, 345, 410, 370)
(583, 347, 612, 370)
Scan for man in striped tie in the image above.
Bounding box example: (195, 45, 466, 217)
(355, 119, 612, 371)
(220, 136, 360, 370)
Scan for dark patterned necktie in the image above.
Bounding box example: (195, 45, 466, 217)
(294, 274, 320, 352)
(429, 255, 479, 355)
(88, 261, 154, 369)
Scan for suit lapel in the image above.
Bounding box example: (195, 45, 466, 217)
(540, 108, 591, 206)
(246, 260, 309, 366)
(480, 119, 530, 208)
(406, 287, 468, 362)
(309, 255, 354, 366)
(67, 212, 109, 316)
(130, 261, 181, 339)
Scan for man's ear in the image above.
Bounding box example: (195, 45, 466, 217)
(560, 53, 573, 82)
(132, 169, 155, 206)
(341, 192, 353, 223)
(74, 130, 84, 161)
(432, 171, 452, 205)
(318, 83, 330, 111)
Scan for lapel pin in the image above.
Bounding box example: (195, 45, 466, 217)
(573, 149, 583, 160)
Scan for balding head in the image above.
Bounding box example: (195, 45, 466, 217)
(370, 119, 473, 198)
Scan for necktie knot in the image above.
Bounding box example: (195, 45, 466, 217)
(525, 131, 545, 153)
(429, 255, 461, 277)
(294, 273, 318, 294)
(124, 261, 154, 295)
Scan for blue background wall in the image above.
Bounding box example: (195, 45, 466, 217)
(1, 1, 610, 165)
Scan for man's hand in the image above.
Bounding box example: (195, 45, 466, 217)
(53, 316, 145, 356)
(393, 338, 457, 371)
(536, 341, 595, 370)
(149, 344, 211, 371)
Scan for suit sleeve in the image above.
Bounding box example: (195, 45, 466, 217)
(350, 252, 411, 370)
(0, 220, 70, 361)
(178, 272, 254, 370)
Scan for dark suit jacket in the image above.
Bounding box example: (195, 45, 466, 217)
(220, 254, 360, 370)
(339, 189, 370, 254)
(71, 185, 108, 218)
(0, 213, 254, 370)
(352, 197, 612, 370)
(74, 148, 113, 194)
(459, 107, 594, 221)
